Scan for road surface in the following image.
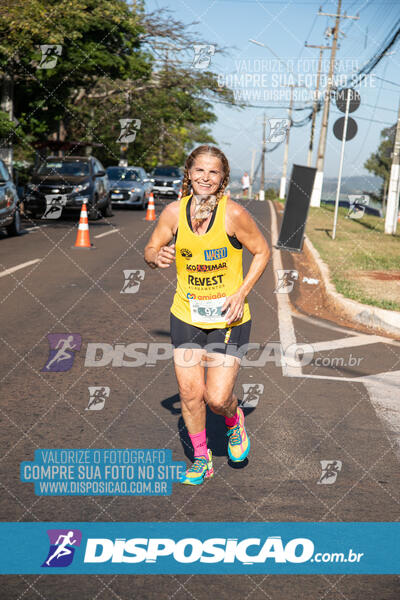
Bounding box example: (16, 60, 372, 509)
(0, 200, 399, 598)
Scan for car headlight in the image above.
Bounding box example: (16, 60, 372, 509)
(173, 179, 181, 184)
(150, 178, 155, 183)
(131, 187, 141, 192)
(73, 182, 90, 193)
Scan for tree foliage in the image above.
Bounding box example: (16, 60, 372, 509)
(0, 0, 236, 169)
(364, 123, 396, 201)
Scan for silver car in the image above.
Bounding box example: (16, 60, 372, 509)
(130, 166, 154, 197)
(106, 166, 149, 210)
(151, 166, 182, 199)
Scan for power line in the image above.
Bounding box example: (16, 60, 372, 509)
(331, 110, 394, 125)
(373, 75, 400, 88)
(361, 102, 398, 112)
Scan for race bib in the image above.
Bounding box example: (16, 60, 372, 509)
(189, 296, 226, 324)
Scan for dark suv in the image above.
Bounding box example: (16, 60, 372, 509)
(151, 166, 183, 199)
(0, 159, 21, 236)
(24, 156, 112, 220)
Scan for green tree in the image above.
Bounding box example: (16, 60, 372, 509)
(68, 8, 235, 169)
(0, 1, 237, 170)
(364, 123, 396, 204)
(0, 0, 150, 161)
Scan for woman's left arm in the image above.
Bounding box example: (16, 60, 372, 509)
(222, 203, 270, 324)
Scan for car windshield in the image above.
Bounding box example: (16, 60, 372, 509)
(107, 168, 139, 181)
(153, 167, 181, 178)
(37, 161, 90, 176)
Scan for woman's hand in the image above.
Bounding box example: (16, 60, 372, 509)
(222, 289, 246, 325)
(155, 243, 175, 268)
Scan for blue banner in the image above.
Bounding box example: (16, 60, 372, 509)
(20, 449, 185, 496)
(0, 522, 399, 574)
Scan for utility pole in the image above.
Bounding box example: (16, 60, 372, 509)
(310, 0, 359, 207)
(279, 84, 304, 199)
(249, 148, 256, 199)
(260, 112, 266, 201)
(384, 101, 400, 235)
(304, 43, 331, 167)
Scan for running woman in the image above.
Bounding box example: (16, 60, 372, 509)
(144, 145, 270, 485)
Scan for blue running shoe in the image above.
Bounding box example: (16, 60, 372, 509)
(181, 449, 214, 485)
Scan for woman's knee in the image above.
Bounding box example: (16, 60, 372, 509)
(178, 380, 205, 404)
(204, 386, 231, 413)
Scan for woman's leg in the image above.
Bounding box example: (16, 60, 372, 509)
(174, 347, 214, 484)
(203, 354, 241, 417)
(173, 347, 207, 434)
(204, 354, 250, 463)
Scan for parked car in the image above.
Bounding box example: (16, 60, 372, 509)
(151, 166, 183, 199)
(106, 166, 149, 210)
(130, 166, 154, 198)
(24, 156, 112, 220)
(0, 159, 21, 236)
(321, 199, 382, 217)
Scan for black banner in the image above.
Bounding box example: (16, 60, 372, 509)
(276, 164, 316, 252)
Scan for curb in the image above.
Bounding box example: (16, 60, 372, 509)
(303, 234, 400, 338)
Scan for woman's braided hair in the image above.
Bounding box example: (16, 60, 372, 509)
(181, 145, 230, 203)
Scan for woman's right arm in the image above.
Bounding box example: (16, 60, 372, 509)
(144, 201, 179, 269)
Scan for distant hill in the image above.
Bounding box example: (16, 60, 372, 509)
(229, 172, 382, 198)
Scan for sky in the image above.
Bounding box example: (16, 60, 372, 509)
(145, 0, 400, 186)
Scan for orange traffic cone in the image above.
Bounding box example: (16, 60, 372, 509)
(73, 202, 93, 248)
(145, 192, 156, 221)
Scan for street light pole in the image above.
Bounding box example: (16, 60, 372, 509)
(332, 90, 351, 240)
(279, 85, 294, 199)
(384, 100, 400, 235)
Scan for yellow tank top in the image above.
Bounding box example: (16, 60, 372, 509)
(170, 194, 251, 329)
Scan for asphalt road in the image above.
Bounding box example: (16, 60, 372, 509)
(0, 200, 399, 599)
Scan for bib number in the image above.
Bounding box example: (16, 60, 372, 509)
(189, 297, 226, 324)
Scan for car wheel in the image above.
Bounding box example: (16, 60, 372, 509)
(6, 208, 21, 236)
(101, 196, 113, 217)
(87, 197, 100, 220)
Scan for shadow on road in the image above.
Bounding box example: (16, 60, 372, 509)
(161, 393, 255, 463)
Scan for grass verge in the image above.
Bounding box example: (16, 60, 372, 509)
(280, 202, 400, 311)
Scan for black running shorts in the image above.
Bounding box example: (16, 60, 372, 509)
(170, 313, 251, 359)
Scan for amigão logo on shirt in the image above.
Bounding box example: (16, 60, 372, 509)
(204, 247, 227, 261)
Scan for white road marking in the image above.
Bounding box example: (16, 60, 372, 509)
(363, 371, 400, 459)
(269, 200, 400, 458)
(269, 200, 302, 377)
(292, 311, 360, 336)
(0, 258, 41, 278)
(293, 307, 400, 348)
(25, 225, 48, 233)
(310, 335, 385, 353)
(94, 229, 120, 239)
(290, 374, 366, 383)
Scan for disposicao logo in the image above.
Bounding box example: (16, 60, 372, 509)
(41, 334, 82, 372)
(83, 536, 314, 564)
(42, 529, 82, 567)
(204, 247, 227, 261)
